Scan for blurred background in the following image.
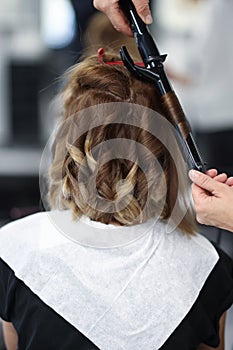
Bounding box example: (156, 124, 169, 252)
(0, 0, 233, 348)
(0, 0, 97, 228)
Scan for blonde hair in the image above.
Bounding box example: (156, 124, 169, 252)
(49, 52, 196, 234)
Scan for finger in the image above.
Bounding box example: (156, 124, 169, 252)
(189, 169, 225, 194)
(107, 8, 133, 36)
(205, 169, 228, 183)
(110, 10, 133, 36)
(132, 0, 153, 24)
(206, 169, 218, 178)
(214, 173, 227, 183)
(207, 170, 233, 185)
(226, 176, 233, 186)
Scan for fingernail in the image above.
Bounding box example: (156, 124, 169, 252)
(189, 169, 199, 180)
(145, 14, 153, 24)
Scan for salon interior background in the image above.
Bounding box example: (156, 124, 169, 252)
(0, 0, 94, 227)
(0, 0, 233, 226)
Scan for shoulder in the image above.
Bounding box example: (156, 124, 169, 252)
(0, 211, 49, 232)
(0, 211, 68, 245)
(184, 235, 233, 312)
(0, 212, 44, 253)
(0, 212, 46, 254)
(0, 211, 48, 239)
(206, 244, 233, 289)
(161, 223, 220, 265)
(0, 211, 69, 270)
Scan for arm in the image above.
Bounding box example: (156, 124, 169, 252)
(189, 169, 233, 232)
(2, 321, 18, 350)
(197, 312, 226, 350)
(93, 0, 152, 36)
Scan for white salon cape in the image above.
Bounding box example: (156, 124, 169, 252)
(0, 210, 219, 350)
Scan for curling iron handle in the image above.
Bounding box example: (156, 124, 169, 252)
(119, 0, 160, 63)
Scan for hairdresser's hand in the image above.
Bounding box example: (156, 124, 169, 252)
(93, 0, 153, 36)
(189, 169, 233, 232)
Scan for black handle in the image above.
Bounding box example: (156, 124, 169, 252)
(119, 0, 172, 93)
(120, 0, 160, 63)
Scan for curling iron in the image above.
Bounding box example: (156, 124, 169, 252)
(119, 0, 206, 172)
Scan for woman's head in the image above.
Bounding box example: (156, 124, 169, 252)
(49, 51, 196, 234)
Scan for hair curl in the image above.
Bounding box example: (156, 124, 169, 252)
(48, 52, 196, 234)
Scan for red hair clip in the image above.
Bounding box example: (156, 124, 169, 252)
(97, 48, 145, 67)
(98, 48, 106, 63)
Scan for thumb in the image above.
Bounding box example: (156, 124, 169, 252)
(189, 169, 224, 194)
